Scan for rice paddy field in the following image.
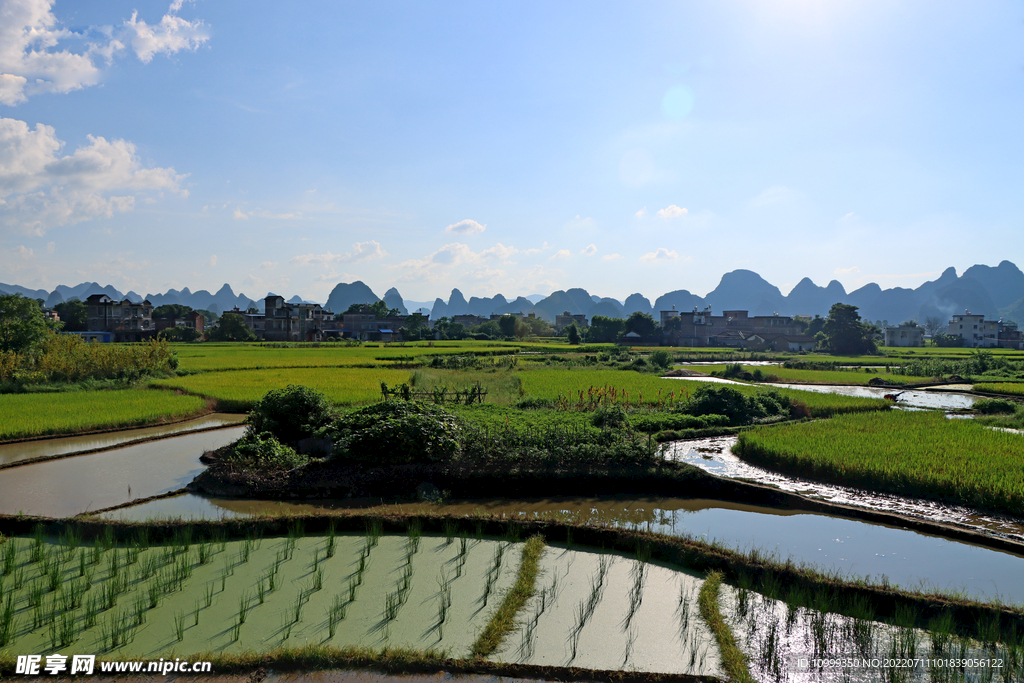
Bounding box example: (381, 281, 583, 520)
(0, 390, 208, 441)
(735, 410, 1024, 516)
(518, 368, 890, 416)
(171, 341, 524, 372)
(678, 363, 935, 386)
(149, 367, 415, 410)
(976, 382, 1024, 397)
(0, 527, 733, 678)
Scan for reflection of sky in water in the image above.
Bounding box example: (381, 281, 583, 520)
(670, 436, 1024, 541)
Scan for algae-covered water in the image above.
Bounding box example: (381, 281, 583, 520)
(0, 532, 517, 658)
(491, 546, 723, 677)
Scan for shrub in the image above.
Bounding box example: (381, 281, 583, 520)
(649, 350, 672, 369)
(330, 401, 462, 465)
(246, 385, 335, 446)
(226, 431, 309, 471)
(679, 385, 791, 425)
(591, 404, 628, 429)
(974, 398, 1018, 415)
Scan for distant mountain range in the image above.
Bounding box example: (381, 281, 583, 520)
(4, 260, 1024, 326)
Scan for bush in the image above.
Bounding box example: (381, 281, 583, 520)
(591, 404, 628, 429)
(225, 431, 309, 471)
(679, 385, 791, 425)
(649, 350, 672, 369)
(246, 385, 335, 445)
(974, 398, 1018, 415)
(330, 401, 462, 465)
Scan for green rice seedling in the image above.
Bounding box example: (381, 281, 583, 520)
(443, 520, 456, 545)
(384, 591, 401, 622)
(91, 539, 102, 565)
(237, 591, 249, 625)
(147, 579, 160, 609)
(267, 569, 277, 593)
(132, 592, 146, 626)
(623, 559, 647, 630)
(257, 578, 267, 604)
(197, 542, 212, 565)
(326, 522, 337, 558)
(203, 581, 214, 608)
(406, 520, 421, 553)
(102, 525, 114, 551)
(240, 538, 252, 564)
(1, 538, 16, 576)
(126, 541, 142, 566)
(83, 594, 99, 629)
(291, 590, 304, 624)
(367, 519, 382, 547)
(77, 547, 87, 577)
(193, 599, 201, 626)
(174, 611, 185, 642)
(505, 521, 522, 542)
(106, 547, 120, 581)
(286, 535, 297, 560)
(312, 548, 319, 572)
(30, 523, 45, 563)
(348, 576, 358, 602)
(0, 593, 15, 647)
(327, 594, 346, 638)
(976, 610, 1001, 647)
(314, 567, 324, 592)
(928, 611, 954, 655)
(212, 527, 227, 553)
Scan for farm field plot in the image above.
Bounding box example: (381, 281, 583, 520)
(735, 410, 1024, 516)
(0, 531, 520, 658)
(519, 368, 888, 416)
(677, 363, 934, 386)
(150, 367, 414, 409)
(492, 546, 722, 676)
(975, 382, 1024, 397)
(0, 390, 207, 441)
(171, 342, 521, 372)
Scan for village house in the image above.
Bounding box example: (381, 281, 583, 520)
(154, 311, 205, 335)
(262, 295, 332, 342)
(84, 294, 155, 342)
(555, 311, 589, 333)
(948, 311, 1000, 348)
(884, 324, 924, 347)
(340, 306, 409, 341)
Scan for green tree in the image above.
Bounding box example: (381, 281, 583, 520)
(206, 312, 256, 341)
(152, 304, 194, 319)
(589, 315, 625, 343)
(816, 304, 877, 355)
(400, 312, 427, 340)
(158, 326, 202, 342)
(53, 300, 88, 331)
(624, 311, 657, 339)
(0, 293, 58, 354)
(344, 301, 400, 318)
(566, 323, 581, 345)
(497, 314, 517, 338)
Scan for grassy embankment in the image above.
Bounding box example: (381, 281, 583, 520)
(698, 571, 753, 683)
(735, 410, 1024, 516)
(0, 390, 208, 441)
(975, 382, 1024, 397)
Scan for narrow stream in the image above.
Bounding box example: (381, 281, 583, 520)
(104, 493, 1024, 604)
(0, 412, 246, 466)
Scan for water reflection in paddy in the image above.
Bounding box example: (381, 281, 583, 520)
(107, 493, 1024, 604)
(0, 427, 245, 517)
(0, 413, 246, 466)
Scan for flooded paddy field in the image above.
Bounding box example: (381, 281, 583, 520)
(0, 427, 244, 517)
(105, 494, 1024, 605)
(0, 413, 246, 467)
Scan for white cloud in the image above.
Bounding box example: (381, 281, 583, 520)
(565, 215, 594, 230)
(259, 261, 277, 270)
(0, 0, 209, 106)
(445, 218, 486, 235)
(551, 249, 571, 260)
(639, 248, 678, 262)
(581, 244, 597, 256)
(0, 117, 185, 235)
(480, 243, 518, 260)
(206, 255, 217, 267)
(634, 207, 646, 218)
(834, 266, 860, 275)
(656, 205, 688, 219)
(232, 208, 249, 220)
(46, 241, 54, 253)
(233, 207, 301, 220)
(752, 186, 794, 206)
(290, 240, 387, 267)
(16, 245, 33, 258)
(602, 253, 621, 261)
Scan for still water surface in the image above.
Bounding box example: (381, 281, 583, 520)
(0, 413, 246, 466)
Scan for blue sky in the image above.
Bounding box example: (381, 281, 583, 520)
(2, 0, 1022, 303)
